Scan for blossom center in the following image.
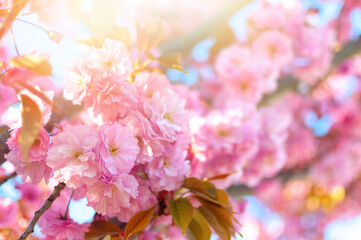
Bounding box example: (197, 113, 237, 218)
(103, 60, 114, 69)
(108, 146, 119, 157)
(164, 113, 173, 122)
(73, 151, 82, 161)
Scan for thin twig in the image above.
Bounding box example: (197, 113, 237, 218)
(10, 26, 19, 55)
(18, 183, 66, 240)
(15, 18, 49, 33)
(0, 0, 28, 41)
(64, 189, 75, 220)
(0, 172, 17, 186)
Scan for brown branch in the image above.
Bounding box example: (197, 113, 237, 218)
(18, 182, 66, 240)
(0, 0, 28, 41)
(0, 172, 16, 186)
(258, 37, 361, 107)
(159, 0, 254, 54)
(0, 125, 11, 165)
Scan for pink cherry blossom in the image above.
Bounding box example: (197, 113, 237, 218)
(91, 76, 138, 121)
(87, 38, 133, 78)
(63, 57, 93, 105)
(0, 198, 18, 228)
(143, 90, 187, 142)
(46, 124, 100, 188)
(5, 127, 51, 184)
(146, 141, 190, 192)
(98, 122, 139, 176)
(116, 178, 157, 222)
(86, 174, 139, 216)
(38, 203, 90, 240)
(0, 83, 17, 123)
(252, 30, 293, 69)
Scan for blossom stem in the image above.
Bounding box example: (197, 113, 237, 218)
(10, 26, 20, 55)
(64, 189, 75, 220)
(15, 18, 49, 34)
(18, 182, 66, 240)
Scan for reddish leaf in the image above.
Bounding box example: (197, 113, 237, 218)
(124, 205, 156, 240)
(18, 95, 42, 162)
(84, 220, 121, 240)
(10, 54, 52, 76)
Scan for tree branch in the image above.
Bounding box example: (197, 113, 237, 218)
(258, 37, 361, 107)
(18, 182, 66, 240)
(0, 0, 28, 41)
(159, 0, 254, 54)
(0, 125, 10, 165)
(0, 172, 16, 186)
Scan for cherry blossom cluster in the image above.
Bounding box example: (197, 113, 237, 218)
(3, 0, 361, 239)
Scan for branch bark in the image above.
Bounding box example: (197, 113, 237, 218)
(0, 0, 28, 41)
(159, 0, 254, 54)
(0, 172, 16, 186)
(258, 37, 361, 107)
(18, 182, 66, 240)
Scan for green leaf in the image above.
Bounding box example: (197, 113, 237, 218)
(186, 209, 211, 240)
(10, 54, 52, 76)
(169, 198, 194, 234)
(198, 206, 231, 240)
(19, 95, 42, 162)
(92, 0, 117, 35)
(84, 220, 121, 240)
(124, 205, 156, 240)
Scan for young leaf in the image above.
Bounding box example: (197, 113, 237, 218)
(136, 20, 165, 52)
(10, 54, 52, 76)
(76, 36, 104, 49)
(214, 189, 231, 207)
(84, 220, 121, 240)
(205, 171, 238, 181)
(107, 26, 131, 49)
(19, 95, 42, 162)
(198, 206, 231, 240)
(156, 53, 187, 73)
(203, 181, 217, 198)
(145, 20, 165, 50)
(124, 205, 156, 240)
(186, 209, 211, 240)
(169, 198, 194, 234)
(183, 177, 214, 199)
(196, 197, 234, 229)
(209, 24, 235, 57)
